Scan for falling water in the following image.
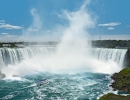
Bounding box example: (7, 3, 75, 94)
(92, 48, 127, 67)
(0, 46, 127, 77)
(0, 47, 55, 67)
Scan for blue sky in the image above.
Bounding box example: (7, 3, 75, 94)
(0, 0, 130, 41)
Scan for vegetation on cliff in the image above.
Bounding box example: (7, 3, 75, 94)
(0, 40, 130, 48)
(99, 93, 130, 100)
(92, 40, 130, 48)
(0, 42, 57, 48)
(99, 68, 130, 100)
(111, 68, 130, 92)
(0, 42, 18, 48)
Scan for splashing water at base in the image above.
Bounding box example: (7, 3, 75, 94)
(1, 46, 127, 77)
(0, 72, 112, 100)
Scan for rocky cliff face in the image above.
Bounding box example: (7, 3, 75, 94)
(128, 49, 130, 59)
(123, 49, 130, 67)
(110, 68, 130, 92)
(99, 68, 130, 100)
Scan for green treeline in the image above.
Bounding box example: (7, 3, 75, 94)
(92, 40, 130, 48)
(0, 43, 18, 48)
(0, 40, 130, 48)
(0, 42, 57, 48)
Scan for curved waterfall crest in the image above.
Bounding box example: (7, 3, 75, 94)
(92, 48, 127, 67)
(0, 47, 127, 71)
(0, 47, 55, 67)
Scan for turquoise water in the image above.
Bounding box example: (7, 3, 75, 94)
(0, 72, 111, 100)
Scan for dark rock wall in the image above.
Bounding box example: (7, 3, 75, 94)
(124, 49, 130, 67)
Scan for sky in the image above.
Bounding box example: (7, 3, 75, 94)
(0, 0, 130, 41)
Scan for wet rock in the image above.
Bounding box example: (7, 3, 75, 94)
(110, 67, 130, 92)
(99, 68, 130, 100)
(99, 93, 130, 100)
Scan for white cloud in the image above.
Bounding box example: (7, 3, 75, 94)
(98, 22, 121, 27)
(0, 23, 22, 29)
(0, 20, 21, 29)
(1, 33, 9, 35)
(0, 20, 5, 23)
(107, 27, 115, 30)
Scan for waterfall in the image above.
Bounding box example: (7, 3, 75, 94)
(0, 47, 127, 68)
(0, 46, 55, 67)
(0, 47, 128, 76)
(92, 48, 127, 67)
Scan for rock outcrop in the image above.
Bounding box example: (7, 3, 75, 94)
(99, 93, 130, 100)
(99, 68, 130, 100)
(111, 67, 130, 92)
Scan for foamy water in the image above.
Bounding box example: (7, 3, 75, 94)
(0, 72, 111, 100)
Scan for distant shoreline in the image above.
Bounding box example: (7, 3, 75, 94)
(0, 40, 130, 49)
